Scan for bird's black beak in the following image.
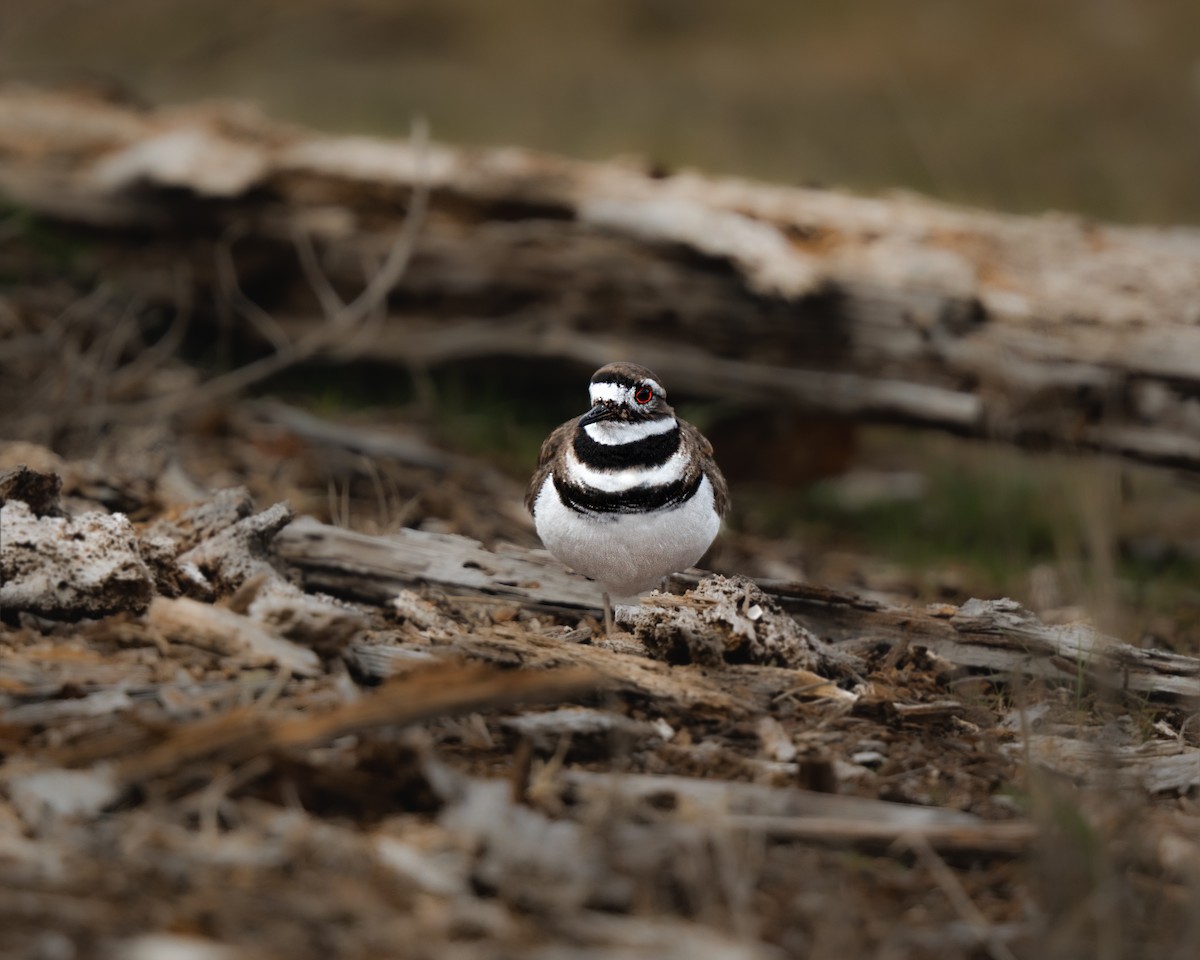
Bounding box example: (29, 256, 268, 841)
(579, 402, 617, 426)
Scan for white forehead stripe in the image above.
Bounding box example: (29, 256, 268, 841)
(583, 417, 677, 446)
(588, 379, 664, 405)
(589, 382, 630, 404)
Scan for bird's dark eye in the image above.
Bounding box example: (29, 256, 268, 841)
(634, 386, 653, 404)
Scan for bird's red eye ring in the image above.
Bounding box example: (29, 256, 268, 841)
(634, 386, 654, 404)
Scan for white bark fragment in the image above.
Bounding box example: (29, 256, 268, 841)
(5, 764, 121, 824)
(0, 499, 153, 617)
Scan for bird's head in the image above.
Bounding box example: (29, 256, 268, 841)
(580, 362, 673, 427)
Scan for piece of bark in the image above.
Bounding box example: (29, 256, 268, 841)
(346, 640, 440, 679)
(141, 487, 257, 555)
(145, 596, 321, 678)
(141, 493, 368, 654)
(4, 89, 1200, 469)
(0, 500, 153, 618)
(735, 579, 1200, 701)
(244, 582, 369, 657)
(275, 519, 857, 693)
(138, 488, 260, 598)
(1023, 735, 1200, 794)
(349, 607, 784, 724)
(446, 626, 752, 717)
(174, 501, 294, 597)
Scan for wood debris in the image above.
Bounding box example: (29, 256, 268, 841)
(2, 450, 1199, 958)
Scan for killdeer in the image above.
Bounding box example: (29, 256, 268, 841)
(526, 362, 729, 632)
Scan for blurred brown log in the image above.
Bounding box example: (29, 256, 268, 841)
(3, 87, 1200, 467)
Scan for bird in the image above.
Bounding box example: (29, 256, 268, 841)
(526, 362, 729, 634)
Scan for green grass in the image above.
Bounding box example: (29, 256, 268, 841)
(797, 465, 1061, 585)
(0, 203, 95, 282)
(263, 359, 579, 476)
(736, 429, 1200, 645)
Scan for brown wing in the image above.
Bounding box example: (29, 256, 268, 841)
(524, 418, 576, 514)
(679, 419, 730, 518)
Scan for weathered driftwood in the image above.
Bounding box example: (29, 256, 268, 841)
(3, 88, 1200, 468)
(275, 518, 1200, 702)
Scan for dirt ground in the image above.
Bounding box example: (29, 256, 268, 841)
(3, 370, 1200, 959)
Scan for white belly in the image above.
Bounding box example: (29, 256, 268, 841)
(533, 475, 721, 598)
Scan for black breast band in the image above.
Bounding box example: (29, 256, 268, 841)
(571, 423, 680, 470)
(554, 471, 702, 515)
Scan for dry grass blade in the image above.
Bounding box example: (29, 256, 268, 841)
(899, 832, 1022, 960)
(270, 661, 601, 747)
(114, 662, 601, 785)
(733, 815, 1036, 856)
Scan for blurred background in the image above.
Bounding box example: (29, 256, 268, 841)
(4, 0, 1200, 647)
(5, 0, 1200, 223)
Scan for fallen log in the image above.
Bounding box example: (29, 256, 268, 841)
(2, 88, 1200, 468)
(275, 518, 1200, 703)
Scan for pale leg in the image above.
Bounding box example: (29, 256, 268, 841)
(602, 591, 614, 637)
